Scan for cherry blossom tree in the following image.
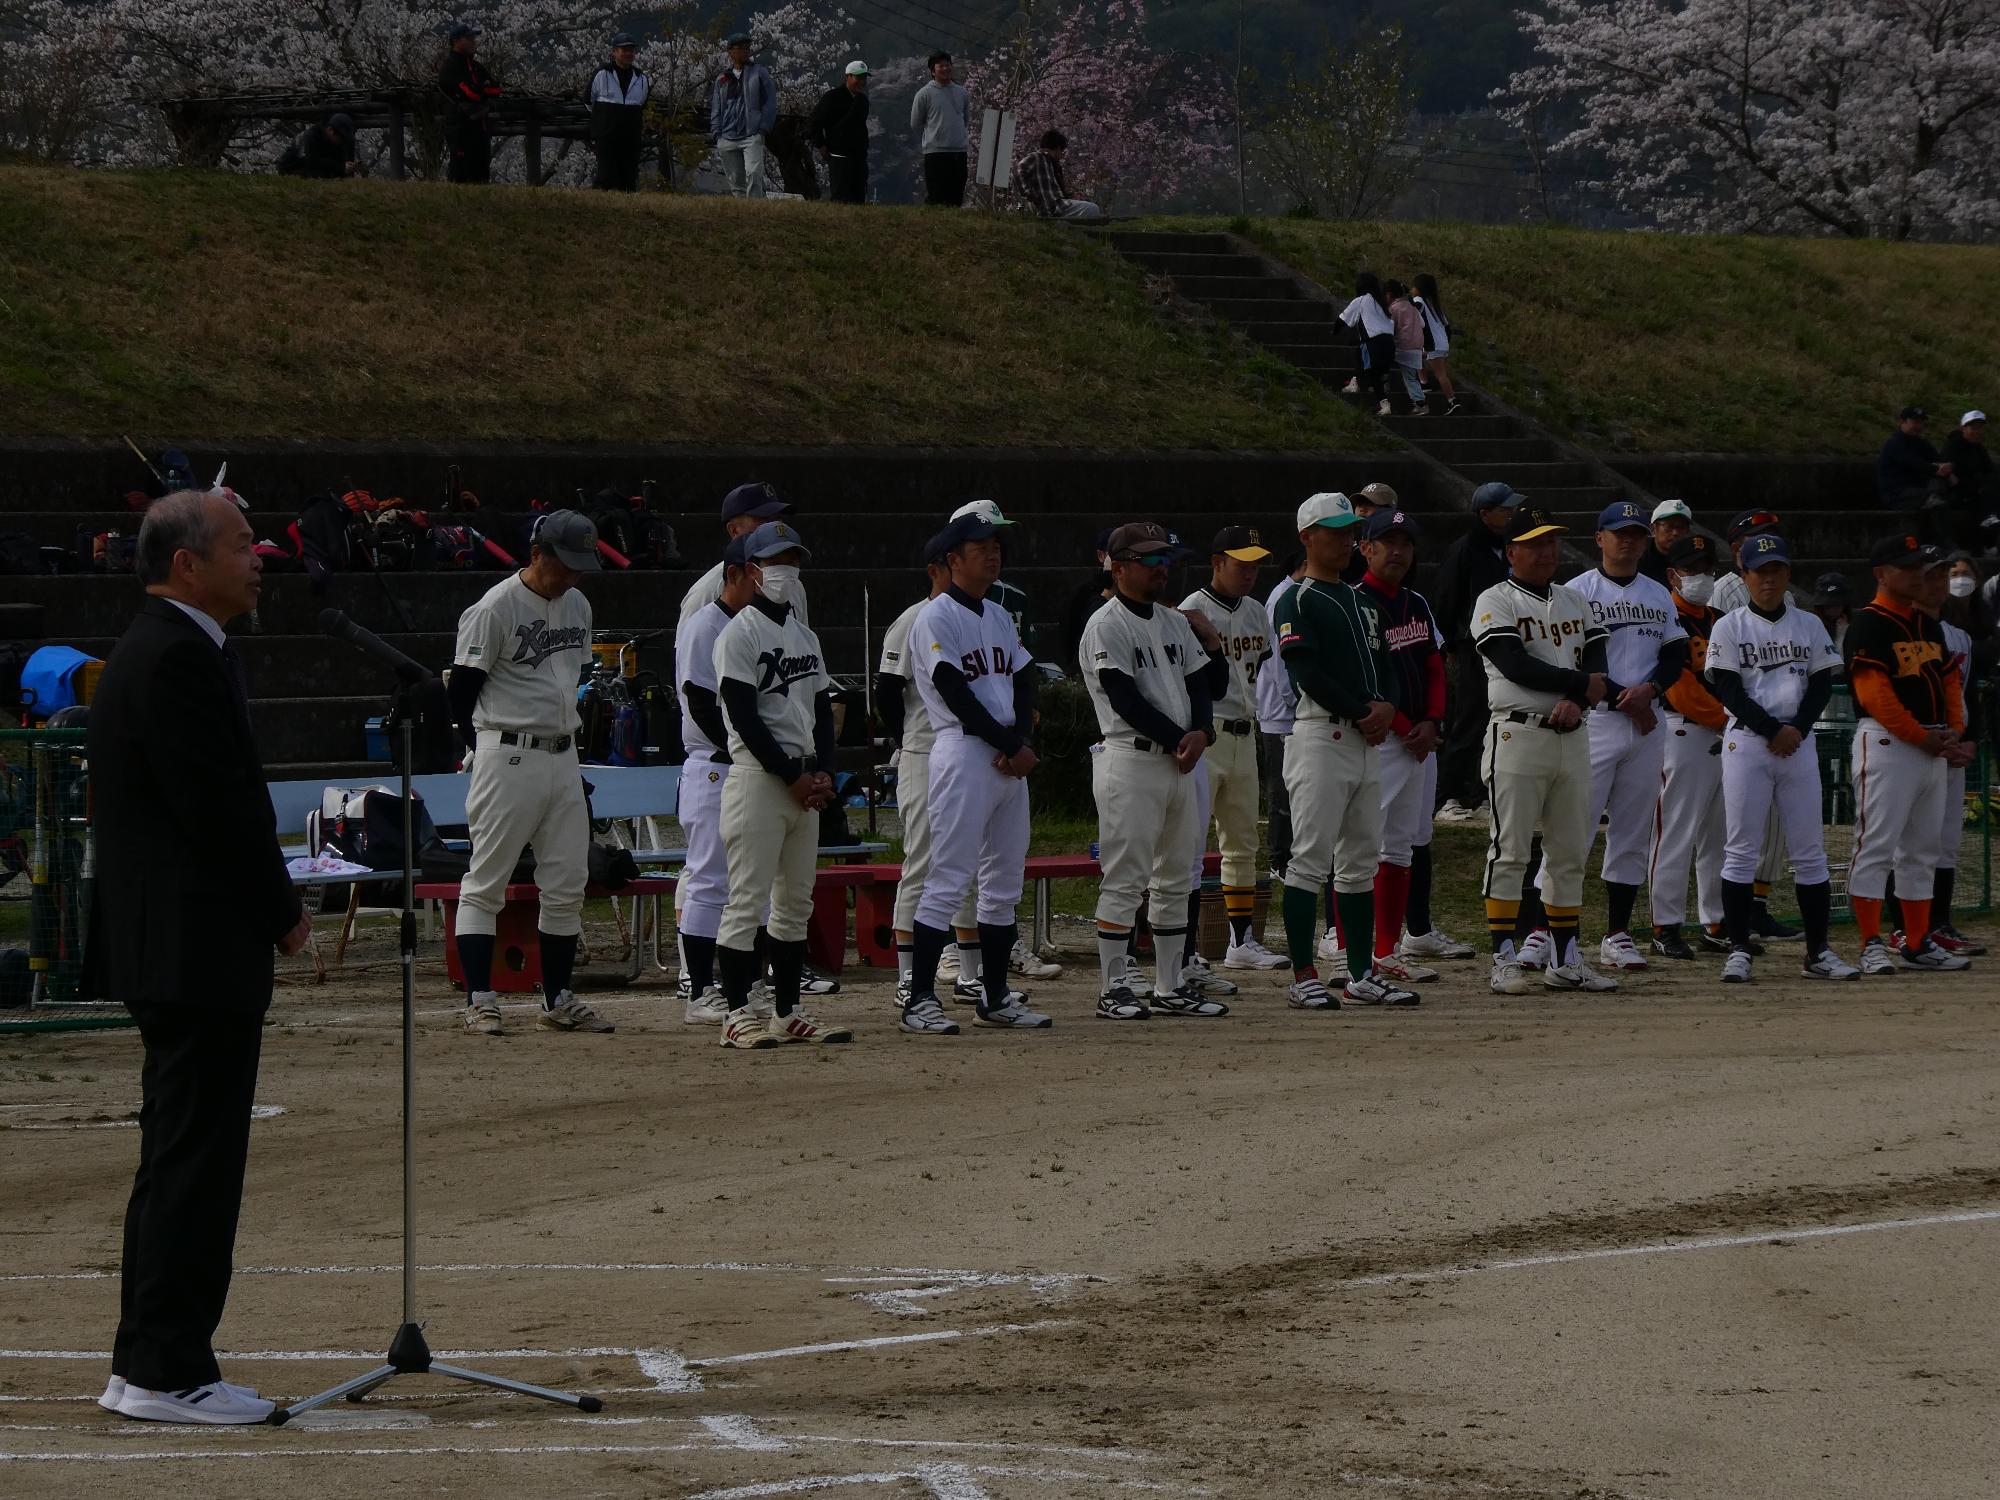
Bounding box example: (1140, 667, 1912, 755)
(1498, 0, 2000, 240)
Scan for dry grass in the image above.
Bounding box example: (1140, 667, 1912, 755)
(0, 165, 1371, 449)
(1155, 215, 2000, 455)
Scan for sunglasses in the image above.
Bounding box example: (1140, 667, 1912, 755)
(1116, 553, 1173, 568)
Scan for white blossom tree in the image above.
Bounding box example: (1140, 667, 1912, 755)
(1498, 0, 2000, 239)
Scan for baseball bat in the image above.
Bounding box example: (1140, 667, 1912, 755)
(122, 435, 167, 491)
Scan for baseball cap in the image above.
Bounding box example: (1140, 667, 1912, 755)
(1471, 481, 1524, 512)
(1810, 570, 1850, 607)
(1503, 506, 1564, 544)
(1106, 521, 1177, 561)
(1651, 499, 1692, 523)
(1210, 524, 1271, 561)
(1596, 500, 1649, 532)
(1963, 410, 1987, 426)
(950, 498, 1015, 528)
(723, 533, 752, 567)
(1092, 525, 1115, 558)
(609, 30, 637, 46)
(1740, 532, 1792, 569)
(845, 59, 870, 75)
(1360, 508, 1420, 542)
(920, 529, 951, 566)
(1727, 508, 1782, 542)
(532, 509, 603, 572)
(1665, 534, 1715, 569)
(1297, 492, 1358, 531)
(447, 22, 480, 41)
(744, 519, 810, 561)
(1869, 531, 1946, 569)
(1900, 404, 1929, 421)
(726, 30, 752, 45)
(720, 481, 789, 524)
(1355, 482, 1399, 510)
(327, 112, 356, 140)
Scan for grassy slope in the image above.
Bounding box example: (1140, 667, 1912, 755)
(0, 166, 1369, 450)
(1159, 215, 2000, 455)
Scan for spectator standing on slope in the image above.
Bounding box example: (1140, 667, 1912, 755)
(710, 32, 778, 198)
(910, 51, 969, 207)
(807, 61, 872, 204)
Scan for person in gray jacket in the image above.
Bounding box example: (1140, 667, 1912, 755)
(909, 50, 969, 206)
(710, 31, 778, 197)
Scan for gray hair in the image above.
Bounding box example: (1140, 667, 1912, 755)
(135, 490, 226, 585)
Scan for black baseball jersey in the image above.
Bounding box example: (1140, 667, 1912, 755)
(1843, 595, 1952, 722)
(1353, 577, 1441, 717)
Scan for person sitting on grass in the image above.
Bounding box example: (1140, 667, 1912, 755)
(1015, 129, 1102, 221)
(275, 113, 363, 178)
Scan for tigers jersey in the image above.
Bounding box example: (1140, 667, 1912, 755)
(1565, 567, 1684, 690)
(1178, 586, 1271, 722)
(1844, 593, 1955, 726)
(454, 571, 592, 736)
(675, 599, 735, 763)
(911, 586, 1030, 736)
(1706, 602, 1838, 723)
(1472, 576, 1601, 717)
(712, 598, 828, 759)
(877, 600, 937, 756)
(1080, 593, 1210, 739)
(1663, 592, 1727, 730)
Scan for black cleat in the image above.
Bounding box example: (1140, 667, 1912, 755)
(1751, 902, 1802, 941)
(1651, 928, 1695, 961)
(1700, 927, 1763, 956)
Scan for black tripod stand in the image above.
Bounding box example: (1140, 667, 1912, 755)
(273, 666, 601, 1423)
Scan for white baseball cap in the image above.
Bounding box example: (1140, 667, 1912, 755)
(1962, 409, 1987, 426)
(950, 498, 1015, 527)
(1297, 492, 1357, 531)
(1651, 499, 1692, 523)
(845, 59, 870, 75)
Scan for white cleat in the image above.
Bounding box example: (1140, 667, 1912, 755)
(684, 986, 730, 1025)
(1287, 976, 1339, 1010)
(1858, 937, 1902, 976)
(1598, 932, 1649, 970)
(898, 997, 960, 1034)
(1344, 968, 1421, 1007)
(953, 975, 1025, 1008)
(1489, 958, 1530, 995)
(1316, 930, 1345, 966)
(1009, 938, 1063, 979)
(1374, 954, 1439, 984)
(976, 998, 1054, 1028)
(1401, 926, 1475, 959)
(1115, 953, 1154, 999)
(1182, 953, 1238, 996)
(1516, 928, 1555, 971)
(1900, 937, 1971, 972)
(464, 992, 504, 1036)
(1545, 958, 1618, 992)
(1223, 937, 1289, 969)
(537, 990, 615, 1032)
(1801, 947, 1860, 981)
(1721, 949, 1754, 984)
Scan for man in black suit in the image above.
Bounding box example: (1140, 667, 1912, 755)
(84, 491, 311, 1425)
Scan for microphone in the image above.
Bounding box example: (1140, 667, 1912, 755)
(319, 607, 433, 684)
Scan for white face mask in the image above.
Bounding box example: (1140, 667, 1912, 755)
(756, 563, 801, 605)
(1949, 574, 1976, 598)
(1675, 572, 1715, 606)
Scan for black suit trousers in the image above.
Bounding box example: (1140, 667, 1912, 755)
(827, 154, 866, 204)
(1438, 646, 1491, 810)
(112, 1006, 265, 1391)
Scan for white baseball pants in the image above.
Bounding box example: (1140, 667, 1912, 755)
(460, 730, 589, 938)
(1094, 743, 1200, 927)
(674, 758, 731, 942)
(719, 765, 817, 948)
(1720, 730, 1828, 886)
(1847, 719, 1947, 901)
(1481, 717, 1591, 908)
(1282, 719, 1380, 896)
(1377, 738, 1437, 867)
(915, 732, 1030, 930)
(1541, 708, 1666, 897)
(1185, 728, 1261, 890)
(1648, 717, 1724, 928)
(1936, 764, 1967, 872)
(891, 749, 975, 932)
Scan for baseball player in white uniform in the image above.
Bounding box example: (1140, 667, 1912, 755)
(1181, 526, 1283, 975)
(679, 481, 812, 629)
(1526, 501, 1687, 972)
(450, 510, 614, 1036)
(1472, 506, 1615, 995)
(1080, 522, 1232, 1019)
(711, 520, 852, 1048)
(1702, 531, 1857, 983)
(1925, 600, 1983, 955)
(1256, 554, 1305, 949)
(899, 509, 1049, 1032)
(1646, 534, 1732, 959)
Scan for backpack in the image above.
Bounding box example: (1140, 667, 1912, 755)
(297, 492, 369, 583)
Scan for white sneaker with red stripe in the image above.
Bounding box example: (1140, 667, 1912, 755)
(767, 1008, 853, 1043)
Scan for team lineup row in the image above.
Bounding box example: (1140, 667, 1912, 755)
(439, 483, 1980, 1041)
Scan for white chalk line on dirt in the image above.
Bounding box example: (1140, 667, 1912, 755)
(0, 1104, 285, 1133)
(0, 1259, 1105, 1288)
(1336, 1206, 2000, 1289)
(682, 1465, 1205, 1498)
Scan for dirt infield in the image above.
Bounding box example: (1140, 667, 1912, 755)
(2, 929, 1996, 1499)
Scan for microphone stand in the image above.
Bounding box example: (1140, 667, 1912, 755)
(272, 667, 601, 1424)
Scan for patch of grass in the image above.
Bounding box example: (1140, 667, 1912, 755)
(1145, 214, 2000, 455)
(0, 165, 1375, 451)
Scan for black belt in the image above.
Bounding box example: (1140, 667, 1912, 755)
(1499, 710, 1578, 735)
(1129, 738, 1172, 754)
(1219, 719, 1253, 737)
(497, 730, 573, 752)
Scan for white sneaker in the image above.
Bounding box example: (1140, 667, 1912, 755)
(1340, 377, 1360, 395)
(102, 1373, 257, 1411)
(683, 987, 729, 1025)
(953, 975, 1025, 1007)
(1545, 958, 1618, 992)
(1182, 953, 1238, 996)
(1096, 986, 1151, 1020)
(894, 973, 912, 1008)
(1858, 937, 1902, 976)
(1316, 930, 1345, 965)
(1901, 937, 1971, 972)
(746, 988, 776, 1020)
(721, 1010, 777, 1049)
(1344, 968, 1421, 1007)
(1150, 982, 1231, 1017)
(1516, 929, 1554, 970)
(768, 1008, 854, 1043)
(976, 997, 1054, 1028)
(1223, 937, 1288, 969)
(1010, 938, 1063, 979)
(1721, 949, 1754, 984)
(1374, 954, 1438, 984)
(1801, 947, 1860, 981)
(899, 996, 960, 1034)
(537, 990, 615, 1032)
(1490, 957, 1529, 995)
(1433, 799, 1473, 823)
(464, 992, 503, 1036)
(935, 946, 962, 982)
(1116, 953, 1153, 999)
(1287, 976, 1340, 1009)
(1598, 932, 1649, 971)
(1401, 927, 1475, 959)
(799, 964, 841, 995)
(116, 1381, 274, 1425)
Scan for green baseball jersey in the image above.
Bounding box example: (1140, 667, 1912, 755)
(1274, 576, 1390, 722)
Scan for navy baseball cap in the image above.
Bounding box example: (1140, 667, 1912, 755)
(1740, 532, 1791, 569)
(745, 519, 809, 560)
(1870, 531, 1947, 568)
(921, 529, 952, 566)
(327, 112, 356, 140)
(1360, 508, 1420, 542)
(1665, 534, 1716, 569)
(937, 513, 1002, 551)
(448, 22, 480, 41)
(1596, 500, 1649, 532)
(720, 481, 790, 523)
(1810, 571, 1850, 607)
(1727, 508, 1782, 542)
(609, 31, 637, 47)
(723, 533, 752, 567)
(1472, 481, 1524, 511)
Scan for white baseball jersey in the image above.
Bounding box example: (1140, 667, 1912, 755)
(878, 599, 938, 756)
(911, 588, 1030, 736)
(1943, 618, 1973, 695)
(1079, 595, 1211, 739)
(680, 560, 811, 627)
(454, 572, 592, 736)
(1472, 577, 1602, 717)
(1179, 586, 1272, 723)
(713, 600, 828, 760)
(1255, 576, 1301, 731)
(675, 600, 734, 764)
(1709, 569, 1749, 616)
(1566, 567, 1684, 689)
(1706, 603, 1839, 723)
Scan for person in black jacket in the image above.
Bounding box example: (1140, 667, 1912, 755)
(439, 23, 501, 184)
(588, 32, 649, 191)
(807, 61, 871, 204)
(83, 492, 310, 1425)
(275, 113, 361, 178)
(1877, 405, 1949, 509)
(1430, 481, 1521, 818)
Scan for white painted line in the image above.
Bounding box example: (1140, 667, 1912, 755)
(0, 1260, 1104, 1287)
(637, 1348, 698, 1393)
(916, 1462, 993, 1500)
(684, 1466, 1203, 1499)
(1335, 1206, 2000, 1288)
(697, 1414, 788, 1452)
(688, 1321, 1075, 1368)
(0, 1442, 713, 1464)
(0, 1346, 644, 1363)
(0, 1105, 285, 1133)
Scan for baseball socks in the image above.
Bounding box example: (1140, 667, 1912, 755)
(1605, 881, 1639, 942)
(539, 931, 577, 1008)
(1485, 897, 1520, 957)
(1545, 905, 1581, 967)
(1281, 884, 1319, 973)
(459, 933, 496, 998)
(1223, 886, 1256, 946)
(956, 932, 983, 990)
(717, 944, 759, 1010)
(1153, 922, 1187, 995)
(1185, 891, 1203, 962)
(1334, 890, 1374, 981)
(1795, 880, 1835, 956)
(1374, 861, 1410, 964)
(681, 932, 718, 999)
(978, 922, 1016, 1008)
(910, 921, 953, 1006)
(1405, 844, 1434, 937)
(1721, 879, 1758, 953)
(767, 937, 806, 1017)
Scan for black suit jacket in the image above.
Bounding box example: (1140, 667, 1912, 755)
(83, 597, 299, 1013)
